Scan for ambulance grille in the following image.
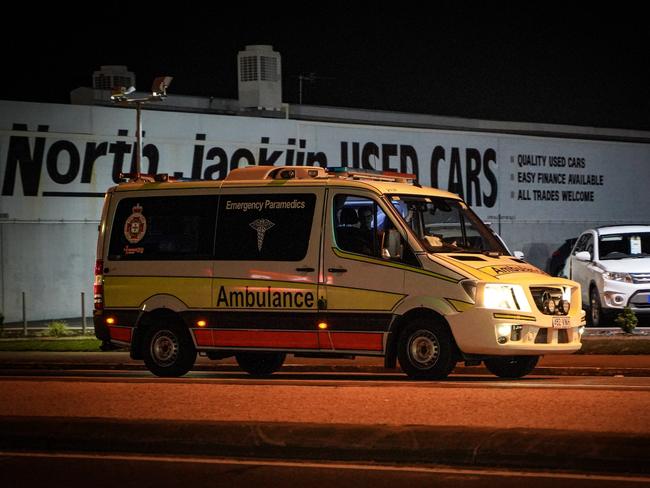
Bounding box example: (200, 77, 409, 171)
(534, 328, 548, 344)
(530, 287, 564, 315)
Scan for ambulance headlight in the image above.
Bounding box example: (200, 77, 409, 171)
(483, 284, 531, 312)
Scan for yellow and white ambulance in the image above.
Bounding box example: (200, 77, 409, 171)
(94, 166, 585, 379)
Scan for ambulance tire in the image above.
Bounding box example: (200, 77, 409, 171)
(398, 319, 456, 380)
(484, 355, 539, 379)
(143, 324, 197, 377)
(236, 352, 286, 377)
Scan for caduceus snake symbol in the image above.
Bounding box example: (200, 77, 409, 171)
(249, 218, 275, 251)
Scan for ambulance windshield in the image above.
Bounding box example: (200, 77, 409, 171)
(389, 195, 508, 255)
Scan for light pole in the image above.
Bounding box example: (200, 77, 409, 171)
(111, 76, 173, 181)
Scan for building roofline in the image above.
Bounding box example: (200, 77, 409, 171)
(66, 87, 650, 144)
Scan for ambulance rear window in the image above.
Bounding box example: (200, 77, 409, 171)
(108, 195, 217, 260)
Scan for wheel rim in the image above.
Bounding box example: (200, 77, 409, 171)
(408, 330, 440, 369)
(150, 330, 179, 367)
(590, 290, 600, 324)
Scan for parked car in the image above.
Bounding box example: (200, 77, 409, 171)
(548, 238, 577, 277)
(564, 225, 650, 326)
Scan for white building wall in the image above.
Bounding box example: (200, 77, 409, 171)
(1, 223, 96, 322)
(1, 100, 649, 322)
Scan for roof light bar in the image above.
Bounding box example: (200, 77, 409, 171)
(326, 167, 417, 183)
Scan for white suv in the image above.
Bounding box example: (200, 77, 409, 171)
(565, 225, 650, 326)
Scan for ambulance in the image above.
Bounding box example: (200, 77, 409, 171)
(94, 165, 585, 379)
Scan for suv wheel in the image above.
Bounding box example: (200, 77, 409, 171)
(590, 286, 608, 327)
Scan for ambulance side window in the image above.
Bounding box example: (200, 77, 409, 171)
(333, 194, 419, 266)
(215, 193, 316, 261)
(108, 196, 217, 260)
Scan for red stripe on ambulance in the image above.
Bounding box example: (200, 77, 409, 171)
(192, 329, 383, 351)
(108, 326, 132, 343)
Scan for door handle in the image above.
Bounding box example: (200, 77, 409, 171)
(296, 267, 315, 272)
(328, 267, 348, 273)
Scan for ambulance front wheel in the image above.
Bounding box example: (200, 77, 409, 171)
(484, 355, 539, 379)
(397, 319, 456, 380)
(143, 324, 197, 377)
(236, 352, 286, 377)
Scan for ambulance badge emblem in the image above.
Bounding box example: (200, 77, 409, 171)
(124, 203, 147, 244)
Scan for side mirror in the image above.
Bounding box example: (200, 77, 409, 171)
(513, 251, 525, 259)
(382, 229, 403, 260)
(575, 251, 591, 262)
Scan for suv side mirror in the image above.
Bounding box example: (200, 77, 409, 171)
(513, 251, 525, 259)
(575, 251, 591, 262)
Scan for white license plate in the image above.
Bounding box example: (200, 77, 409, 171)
(552, 317, 571, 329)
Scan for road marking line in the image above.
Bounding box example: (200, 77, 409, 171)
(2, 374, 650, 392)
(1, 451, 649, 483)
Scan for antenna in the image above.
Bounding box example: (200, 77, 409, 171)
(111, 76, 173, 181)
(297, 72, 334, 104)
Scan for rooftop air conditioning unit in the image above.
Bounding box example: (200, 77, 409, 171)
(237, 45, 282, 111)
(93, 65, 135, 91)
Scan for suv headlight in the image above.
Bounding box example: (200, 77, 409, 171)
(482, 284, 531, 312)
(603, 271, 633, 283)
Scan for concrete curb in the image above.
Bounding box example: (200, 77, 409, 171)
(1, 361, 650, 377)
(1, 416, 648, 474)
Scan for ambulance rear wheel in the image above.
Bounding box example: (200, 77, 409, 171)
(236, 352, 286, 377)
(143, 324, 196, 377)
(484, 355, 539, 378)
(398, 319, 456, 380)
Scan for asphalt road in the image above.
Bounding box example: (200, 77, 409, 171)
(2, 369, 650, 477)
(1, 371, 649, 434)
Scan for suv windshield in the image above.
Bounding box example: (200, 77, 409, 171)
(598, 232, 650, 259)
(388, 195, 507, 254)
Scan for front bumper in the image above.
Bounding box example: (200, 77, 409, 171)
(600, 281, 650, 313)
(447, 306, 584, 356)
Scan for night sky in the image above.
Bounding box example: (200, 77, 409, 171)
(2, 6, 649, 130)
